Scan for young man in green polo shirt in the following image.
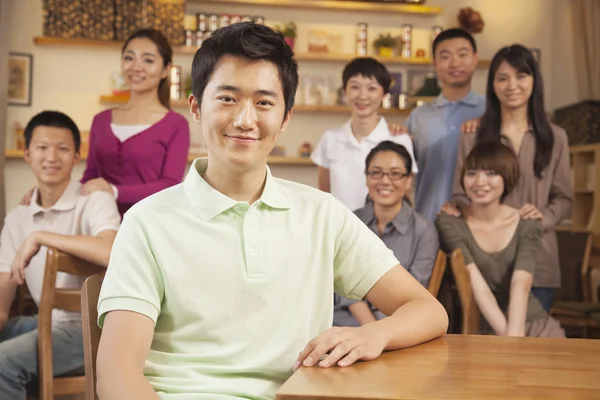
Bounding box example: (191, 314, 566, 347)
(96, 22, 448, 400)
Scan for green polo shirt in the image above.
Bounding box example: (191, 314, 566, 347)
(98, 158, 399, 399)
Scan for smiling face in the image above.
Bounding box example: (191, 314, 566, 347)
(463, 169, 505, 205)
(121, 37, 169, 95)
(493, 60, 534, 111)
(189, 54, 290, 170)
(433, 38, 478, 89)
(344, 74, 385, 118)
(366, 150, 412, 207)
(24, 126, 79, 187)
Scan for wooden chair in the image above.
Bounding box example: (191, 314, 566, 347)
(81, 275, 103, 400)
(427, 250, 447, 297)
(551, 233, 600, 338)
(36, 247, 105, 400)
(448, 249, 479, 334)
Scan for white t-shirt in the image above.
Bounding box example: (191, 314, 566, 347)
(311, 117, 418, 211)
(0, 181, 121, 322)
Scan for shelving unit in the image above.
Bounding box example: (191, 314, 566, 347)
(185, 0, 443, 15)
(99, 95, 412, 115)
(565, 143, 600, 235)
(33, 37, 491, 69)
(4, 149, 314, 166)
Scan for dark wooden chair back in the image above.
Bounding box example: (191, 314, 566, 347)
(81, 274, 103, 400)
(427, 250, 447, 297)
(37, 247, 105, 400)
(449, 249, 479, 334)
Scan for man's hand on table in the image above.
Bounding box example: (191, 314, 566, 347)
(294, 324, 387, 371)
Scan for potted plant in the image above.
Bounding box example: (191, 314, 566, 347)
(373, 33, 396, 58)
(276, 22, 297, 49)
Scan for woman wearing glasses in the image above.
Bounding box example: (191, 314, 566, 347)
(333, 141, 438, 327)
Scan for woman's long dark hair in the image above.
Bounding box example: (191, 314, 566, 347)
(476, 44, 553, 179)
(122, 29, 173, 109)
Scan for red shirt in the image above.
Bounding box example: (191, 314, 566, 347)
(81, 109, 190, 217)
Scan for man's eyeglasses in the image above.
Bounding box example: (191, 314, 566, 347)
(366, 170, 410, 181)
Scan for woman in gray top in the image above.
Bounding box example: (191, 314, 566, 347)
(334, 141, 439, 327)
(437, 141, 564, 337)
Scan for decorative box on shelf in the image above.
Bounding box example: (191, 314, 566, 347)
(42, 0, 114, 40)
(114, 0, 185, 45)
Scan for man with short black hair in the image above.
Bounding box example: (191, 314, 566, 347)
(97, 23, 448, 400)
(407, 28, 486, 222)
(0, 111, 120, 398)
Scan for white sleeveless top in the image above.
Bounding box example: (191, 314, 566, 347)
(110, 124, 151, 142)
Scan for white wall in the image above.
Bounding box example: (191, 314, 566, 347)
(4, 0, 580, 210)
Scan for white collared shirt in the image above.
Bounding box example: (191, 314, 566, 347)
(311, 117, 418, 211)
(0, 181, 121, 322)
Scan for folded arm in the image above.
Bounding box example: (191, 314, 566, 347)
(35, 230, 117, 267)
(366, 264, 449, 350)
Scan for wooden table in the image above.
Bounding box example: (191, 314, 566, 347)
(276, 335, 600, 399)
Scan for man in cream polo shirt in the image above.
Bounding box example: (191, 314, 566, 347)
(96, 23, 448, 400)
(0, 111, 120, 399)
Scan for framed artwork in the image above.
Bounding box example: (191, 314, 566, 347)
(529, 48, 541, 66)
(8, 52, 33, 107)
(406, 70, 429, 96)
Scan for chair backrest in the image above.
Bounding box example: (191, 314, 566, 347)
(427, 250, 447, 297)
(449, 248, 479, 335)
(81, 274, 103, 400)
(38, 247, 105, 400)
(580, 233, 595, 302)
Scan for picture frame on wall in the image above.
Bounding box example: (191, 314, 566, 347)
(529, 48, 541, 66)
(8, 52, 33, 107)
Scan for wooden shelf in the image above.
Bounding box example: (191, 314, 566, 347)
(35, 38, 491, 68)
(555, 225, 591, 233)
(294, 52, 491, 68)
(100, 95, 412, 115)
(4, 149, 314, 166)
(185, 0, 442, 15)
(34, 37, 491, 68)
(575, 188, 595, 195)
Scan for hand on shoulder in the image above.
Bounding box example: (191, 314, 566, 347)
(460, 117, 481, 134)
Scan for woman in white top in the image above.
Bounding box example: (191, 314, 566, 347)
(311, 57, 417, 211)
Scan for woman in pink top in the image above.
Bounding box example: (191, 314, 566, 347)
(80, 29, 190, 216)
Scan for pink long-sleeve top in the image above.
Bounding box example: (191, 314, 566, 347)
(81, 109, 190, 217)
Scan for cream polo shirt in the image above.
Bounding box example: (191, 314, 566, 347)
(97, 158, 399, 400)
(311, 117, 418, 211)
(0, 181, 120, 322)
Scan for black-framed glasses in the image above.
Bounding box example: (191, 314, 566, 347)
(366, 170, 410, 181)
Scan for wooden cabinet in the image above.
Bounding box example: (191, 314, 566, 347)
(568, 143, 600, 236)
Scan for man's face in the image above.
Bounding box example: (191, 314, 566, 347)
(433, 38, 478, 89)
(189, 54, 291, 170)
(24, 126, 79, 186)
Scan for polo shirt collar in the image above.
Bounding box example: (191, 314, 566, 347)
(29, 180, 79, 216)
(363, 199, 413, 234)
(337, 117, 388, 144)
(184, 158, 291, 221)
(435, 90, 481, 108)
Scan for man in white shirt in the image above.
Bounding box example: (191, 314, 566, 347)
(312, 57, 417, 211)
(0, 111, 120, 399)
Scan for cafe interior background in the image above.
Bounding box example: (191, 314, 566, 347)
(0, 0, 599, 340)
